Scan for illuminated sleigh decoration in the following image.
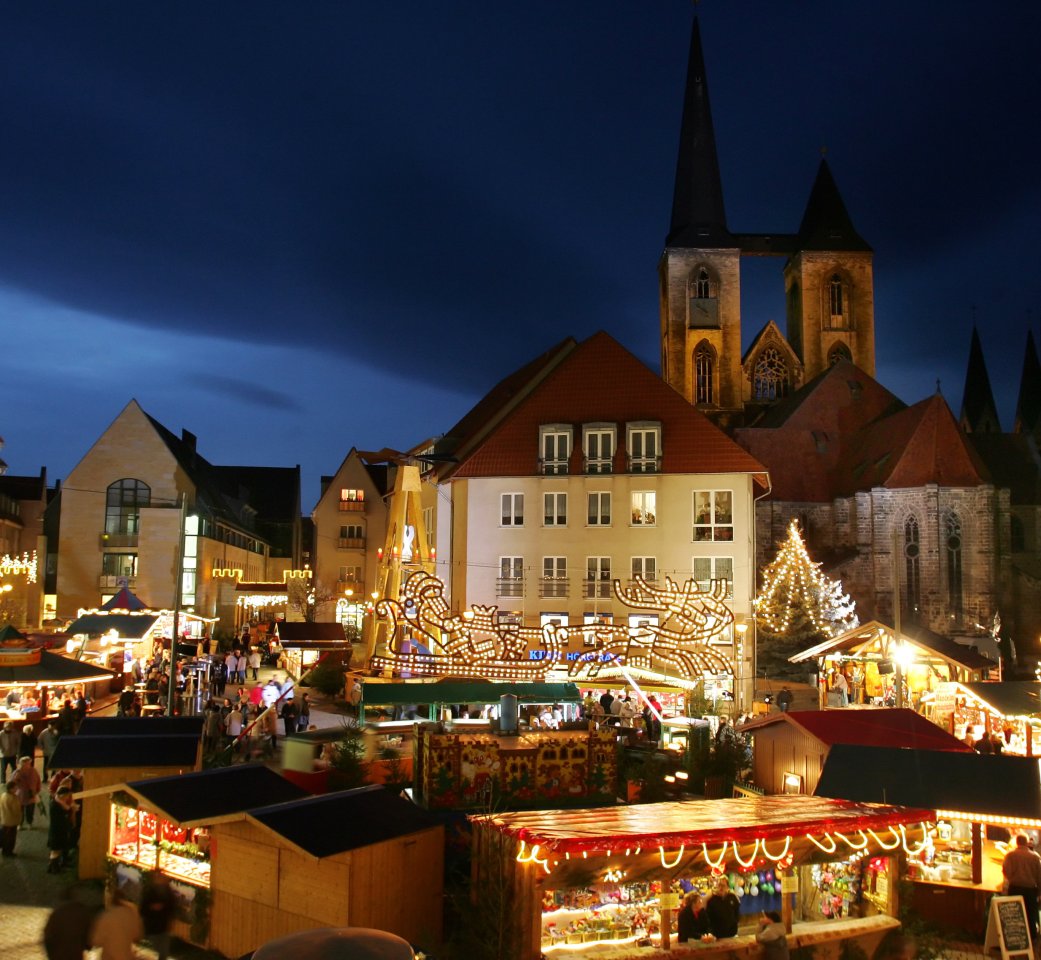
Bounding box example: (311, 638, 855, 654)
(369, 571, 734, 681)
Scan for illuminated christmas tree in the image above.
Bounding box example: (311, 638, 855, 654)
(755, 520, 858, 679)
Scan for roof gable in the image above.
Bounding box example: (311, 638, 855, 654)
(448, 332, 767, 481)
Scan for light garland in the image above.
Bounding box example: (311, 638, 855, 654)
(834, 830, 868, 850)
(516, 840, 551, 874)
(760, 836, 791, 861)
(702, 843, 728, 871)
(807, 832, 838, 854)
(867, 828, 901, 851)
(659, 845, 685, 869)
(0, 551, 37, 584)
(731, 839, 760, 868)
(899, 824, 930, 856)
(933, 810, 1041, 829)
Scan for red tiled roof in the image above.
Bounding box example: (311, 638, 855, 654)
(443, 331, 767, 481)
(744, 708, 971, 752)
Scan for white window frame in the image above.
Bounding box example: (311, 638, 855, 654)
(587, 491, 611, 527)
(540, 424, 573, 475)
(500, 492, 524, 527)
(585, 556, 612, 599)
(498, 556, 524, 598)
(627, 422, 662, 473)
(339, 488, 364, 502)
(543, 492, 567, 527)
(631, 490, 656, 526)
(583, 423, 616, 475)
(541, 557, 568, 599)
(422, 506, 434, 548)
(583, 612, 613, 647)
(631, 556, 657, 582)
(692, 556, 734, 599)
(693, 490, 734, 542)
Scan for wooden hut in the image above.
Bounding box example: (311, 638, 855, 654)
(926, 680, 1041, 754)
(54, 724, 204, 879)
(816, 743, 1041, 938)
(274, 621, 350, 678)
(739, 708, 970, 795)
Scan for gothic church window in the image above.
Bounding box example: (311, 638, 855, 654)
(904, 515, 921, 619)
(694, 344, 715, 405)
(688, 267, 719, 328)
(828, 343, 852, 366)
(752, 347, 790, 401)
(827, 273, 851, 330)
(693, 269, 711, 299)
(1011, 515, 1026, 552)
(945, 512, 963, 615)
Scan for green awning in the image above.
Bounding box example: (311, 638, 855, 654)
(358, 681, 581, 706)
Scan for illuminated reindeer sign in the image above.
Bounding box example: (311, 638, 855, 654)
(369, 571, 734, 682)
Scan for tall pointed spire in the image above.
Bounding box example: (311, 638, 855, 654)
(1014, 330, 1041, 436)
(666, 17, 735, 248)
(959, 327, 1001, 433)
(796, 159, 871, 252)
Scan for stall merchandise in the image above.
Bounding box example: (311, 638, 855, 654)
(934, 681, 1041, 756)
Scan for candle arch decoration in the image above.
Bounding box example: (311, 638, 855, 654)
(368, 570, 735, 682)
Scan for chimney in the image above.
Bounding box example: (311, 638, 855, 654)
(182, 430, 197, 454)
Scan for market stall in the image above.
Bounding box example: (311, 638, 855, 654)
(274, 621, 350, 679)
(789, 620, 995, 709)
(925, 680, 1041, 755)
(815, 743, 1041, 938)
(470, 794, 933, 960)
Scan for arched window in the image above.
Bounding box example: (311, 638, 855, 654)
(945, 512, 963, 614)
(904, 515, 921, 619)
(692, 268, 711, 299)
(688, 267, 719, 328)
(753, 347, 791, 401)
(694, 344, 715, 405)
(827, 273, 851, 330)
(828, 342, 852, 366)
(105, 479, 151, 535)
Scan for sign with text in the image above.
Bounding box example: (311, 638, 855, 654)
(658, 893, 680, 910)
(985, 895, 1033, 960)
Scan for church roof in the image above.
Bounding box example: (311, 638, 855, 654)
(665, 17, 737, 249)
(796, 159, 871, 252)
(441, 331, 768, 483)
(959, 327, 1002, 433)
(1014, 330, 1041, 436)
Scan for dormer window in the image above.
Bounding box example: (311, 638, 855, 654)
(627, 422, 661, 473)
(582, 424, 616, 475)
(539, 424, 572, 476)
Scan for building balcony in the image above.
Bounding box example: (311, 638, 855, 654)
(496, 578, 525, 599)
(539, 578, 569, 599)
(100, 532, 139, 548)
(337, 580, 365, 596)
(338, 501, 366, 512)
(628, 457, 661, 474)
(337, 537, 365, 549)
(99, 574, 136, 590)
(538, 459, 569, 476)
(583, 579, 613, 600)
(584, 459, 613, 475)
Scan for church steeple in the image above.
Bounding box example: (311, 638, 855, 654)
(796, 159, 871, 252)
(1014, 330, 1041, 436)
(959, 327, 1001, 433)
(667, 17, 735, 248)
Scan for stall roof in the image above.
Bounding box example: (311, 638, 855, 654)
(739, 708, 972, 752)
(956, 681, 1041, 719)
(473, 795, 933, 855)
(65, 613, 159, 638)
(52, 735, 199, 769)
(246, 785, 440, 859)
(122, 764, 308, 826)
(788, 619, 994, 672)
(815, 744, 1041, 822)
(0, 650, 114, 686)
(100, 587, 151, 611)
(274, 622, 347, 646)
(79, 716, 205, 736)
(360, 680, 581, 706)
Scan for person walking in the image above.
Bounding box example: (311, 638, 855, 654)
(1, 781, 22, 856)
(776, 686, 793, 713)
(0, 721, 19, 779)
(297, 692, 312, 732)
(9, 755, 42, 828)
(43, 884, 99, 960)
(140, 873, 177, 960)
(90, 888, 144, 960)
(248, 647, 261, 681)
(38, 721, 61, 780)
(1003, 834, 1041, 943)
(19, 723, 38, 768)
(47, 785, 76, 873)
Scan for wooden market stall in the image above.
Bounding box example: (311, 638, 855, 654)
(101, 768, 442, 958)
(471, 795, 934, 960)
(54, 723, 204, 879)
(274, 621, 350, 679)
(924, 680, 1041, 755)
(739, 709, 970, 795)
(789, 620, 995, 709)
(815, 743, 1041, 939)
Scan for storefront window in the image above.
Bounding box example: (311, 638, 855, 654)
(110, 803, 211, 887)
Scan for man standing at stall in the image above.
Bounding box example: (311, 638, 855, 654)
(1002, 834, 1041, 943)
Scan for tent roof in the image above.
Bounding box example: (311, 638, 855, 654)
(274, 622, 347, 646)
(0, 650, 114, 686)
(99, 587, 152, 612)
(246, 785, 440, 858)
(52, 734, 199, 769)
(78, 716, 205, 736)
(815, 744, 1041, 822)
(740, 708, 972, 752)
(360, 680, 581, 706)
(65, 613, 160, 639)
(956, 681, 1041, 719)
(0, 624, 28, 642)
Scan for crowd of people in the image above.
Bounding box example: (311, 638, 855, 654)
(199, 677, 313, 762)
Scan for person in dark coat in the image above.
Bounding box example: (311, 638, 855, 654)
(677, 891, 710, 942)
(706, 877, 740, 938)
(776, 687, 793, 713)
(281, 698, 299, 738)
(43, 883, 100, 960)
(140, 872, 177, 960)
(18, 723, 38, 766)
(47, 786, 76, 873)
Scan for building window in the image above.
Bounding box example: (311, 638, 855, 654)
(694, 344, 714, 405)
(627, 423, 661, 473)
(693, 491, 733, 542)
(541, 557, 568, 598)
(105, 479, 151, 535)
(631, 491, 656, 526)
(501, 493, 524, 526)
(828, 342, 852, 366)
(689, 267, 719, 327)
(544, 492, 567, 526)
(540, 425, 572, 475)
(498, 557, 524, 598)
(904, 515, 921, 619)
(338, 565, 362, 583)
(753, 347, 791, 401)
(340, 488, 364, 503)
(693, 556, 734, 598)
(693, 268, 711, 299)
(945, 512, 963, 615)
(339, 524, 363, 540)
(583, 425, 616, 474)
(587, 492, 611, 526)
(631, 556, 657, 583)
(828, 273, 851, 329)
(423, 506, 434, 548)
(585, 557, 612, 599)
(1012, 515, 1026, 552)
(101, 553, 138, 578)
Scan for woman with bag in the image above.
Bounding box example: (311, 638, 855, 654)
(8, 755, 42, 828)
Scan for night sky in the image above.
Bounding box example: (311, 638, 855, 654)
(3, 3, 1038, 504)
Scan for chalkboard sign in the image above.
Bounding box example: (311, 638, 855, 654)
(985, 896, 1033, 960)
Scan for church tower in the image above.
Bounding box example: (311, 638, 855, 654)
(959, 327, 1002, 433)
(659, 18, 743, 418)
(783, 160, 876, 381)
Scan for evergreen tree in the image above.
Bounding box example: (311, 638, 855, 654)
(755, 520, 858, 680)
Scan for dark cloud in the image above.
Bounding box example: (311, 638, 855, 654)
(184, 374, 302, 413)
